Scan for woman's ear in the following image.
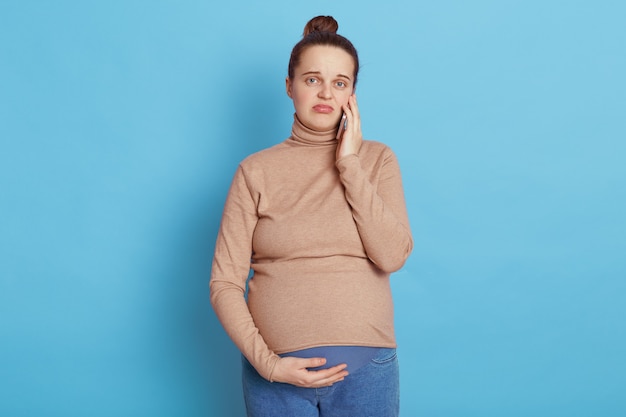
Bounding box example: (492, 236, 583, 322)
(285, 77, 293, 98)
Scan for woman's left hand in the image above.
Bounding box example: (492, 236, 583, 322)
(336, 94, 362, 160)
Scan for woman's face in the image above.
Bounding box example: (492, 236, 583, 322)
(286, 45, 355, 132)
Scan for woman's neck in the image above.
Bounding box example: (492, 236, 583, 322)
(289, 114, 337, 146)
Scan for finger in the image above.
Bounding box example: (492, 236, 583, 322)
(349, 95, 360, 130)
(306, 364, 348, 382)
(310, 367, 349, 387)
(299, 357, 327, 369)
(345, 96, 360, 126)
(285, 362, 348, 388)
(315, 375, 346, 388)
(349, 93, 359, 114)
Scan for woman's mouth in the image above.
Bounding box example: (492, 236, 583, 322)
(313, 104, 334, 114)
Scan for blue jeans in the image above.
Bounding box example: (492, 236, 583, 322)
(242, 348, 399, 417)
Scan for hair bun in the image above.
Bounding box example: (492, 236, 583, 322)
(303, 15, 339, 36)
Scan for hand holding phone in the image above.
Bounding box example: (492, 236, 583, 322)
(336, 94, 362, 160)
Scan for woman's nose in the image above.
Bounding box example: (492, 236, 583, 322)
(317, 83, 332, 99)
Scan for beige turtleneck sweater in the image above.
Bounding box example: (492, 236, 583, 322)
(210, 116, 413, 381)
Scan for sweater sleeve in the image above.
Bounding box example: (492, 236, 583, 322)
(209, 165, 280, 381)
(335, 147, 413, 272)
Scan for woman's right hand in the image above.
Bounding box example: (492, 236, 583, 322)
(270, 356, 349, 388)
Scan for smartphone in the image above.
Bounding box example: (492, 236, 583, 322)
(336, 113, 347, 140)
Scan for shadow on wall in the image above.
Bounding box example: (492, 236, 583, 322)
(158, 68, 287, 416)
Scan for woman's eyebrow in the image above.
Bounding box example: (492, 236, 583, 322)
(300, 71, 352, 81)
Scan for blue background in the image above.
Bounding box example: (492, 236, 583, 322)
(1, 1, 625, 416)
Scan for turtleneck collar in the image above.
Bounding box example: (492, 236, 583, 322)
(289, 114, 337, 147)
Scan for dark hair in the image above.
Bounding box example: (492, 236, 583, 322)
(288, 16, 360, 86)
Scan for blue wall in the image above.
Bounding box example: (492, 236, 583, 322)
(1, 1, 624, 416)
